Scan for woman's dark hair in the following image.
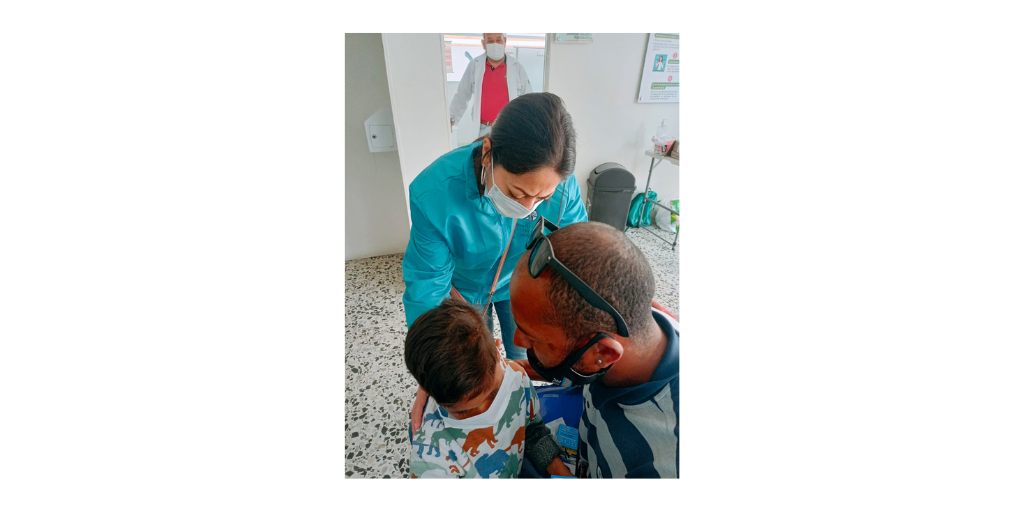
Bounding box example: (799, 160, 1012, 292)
(473, 92, 577, 195)
(404, 299, 498, 407)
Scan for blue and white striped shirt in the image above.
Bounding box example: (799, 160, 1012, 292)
(578, 309, 679, 478)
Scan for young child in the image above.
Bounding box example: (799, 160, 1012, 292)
(404, 299, 571, 478)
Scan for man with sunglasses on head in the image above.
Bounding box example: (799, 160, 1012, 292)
(508, 220, 679, 478)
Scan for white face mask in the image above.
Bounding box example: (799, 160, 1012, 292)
(483, 158, 540, 219)
(485, 42, 505, 61)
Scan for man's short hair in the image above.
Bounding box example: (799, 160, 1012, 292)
(404, 299, 498, 406)
(538, 222, 656, 352)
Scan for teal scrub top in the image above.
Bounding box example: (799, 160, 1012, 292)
(402, 140, 589, 328)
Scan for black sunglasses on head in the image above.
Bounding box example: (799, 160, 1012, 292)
(525, 217, 630, 338)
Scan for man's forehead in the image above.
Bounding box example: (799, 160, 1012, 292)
(513, 277, 569, 344)
(511, 270, 555, 316)
(510, 263, 538, 293)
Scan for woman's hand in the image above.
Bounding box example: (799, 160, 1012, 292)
(651, 299, 678, 320)
(449, 286, 466, 303)
(410, 386, 429, 431)
(513, 358, 544, 381)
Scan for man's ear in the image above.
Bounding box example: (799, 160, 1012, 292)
(586, 335, 624, 370)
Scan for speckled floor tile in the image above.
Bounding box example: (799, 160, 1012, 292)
(625, 226, 681, 315)
(344, 229, 680, 478)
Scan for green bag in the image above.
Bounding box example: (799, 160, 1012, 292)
(627, 191, 657, 228)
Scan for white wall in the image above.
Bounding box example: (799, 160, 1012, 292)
(381, 34, 451, 220)
(547, 33, 680, 209)
(345, 34, 410, 260)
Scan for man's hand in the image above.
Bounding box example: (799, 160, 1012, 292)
(512, 358, 544, 381)
(651, 299, 678, 320)
(410, 386, 429, 431)
(546, 457, 573, 477)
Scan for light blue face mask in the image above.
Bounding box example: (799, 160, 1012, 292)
(483, 158, 541, 219)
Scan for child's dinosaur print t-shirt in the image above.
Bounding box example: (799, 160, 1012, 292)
(409, 359, 540, 478)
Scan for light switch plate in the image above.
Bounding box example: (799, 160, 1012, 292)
(369, 125, 394, 149)
(364, 107, 396, 153)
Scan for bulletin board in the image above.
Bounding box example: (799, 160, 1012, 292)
(637, 33, 679, 103)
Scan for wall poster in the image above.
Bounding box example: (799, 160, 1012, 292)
(637, 33, 679, 103)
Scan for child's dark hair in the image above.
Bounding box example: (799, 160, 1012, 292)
(404, 299, 498, 407)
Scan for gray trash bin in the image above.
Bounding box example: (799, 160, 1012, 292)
(586, 162, 636, 231)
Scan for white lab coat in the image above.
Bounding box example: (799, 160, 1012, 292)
(450, 53, 533, 128)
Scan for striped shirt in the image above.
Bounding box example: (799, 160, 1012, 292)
(578, 309, 680, 478)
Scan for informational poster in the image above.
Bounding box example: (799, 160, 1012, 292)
(554, 33, 593, 44)
(443, 41, 453, 73)
(637, 33, 679, 103)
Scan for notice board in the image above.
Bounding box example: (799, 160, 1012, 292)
(637, 33, 679, 103)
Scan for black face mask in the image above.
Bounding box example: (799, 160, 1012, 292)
(527, 332, 615, 386)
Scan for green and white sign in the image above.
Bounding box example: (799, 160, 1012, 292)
(637, 33, 680, 103)
(554, 33, 594, 44)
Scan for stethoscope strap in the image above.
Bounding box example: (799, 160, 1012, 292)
(483, 217, 517, 310)
(556, 180, 566, 227)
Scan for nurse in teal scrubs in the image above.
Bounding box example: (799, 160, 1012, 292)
(402, 92, 588, 361)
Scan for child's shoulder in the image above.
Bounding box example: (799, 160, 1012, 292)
(413, 400, 466, 442)
(504, 358, 531, 383)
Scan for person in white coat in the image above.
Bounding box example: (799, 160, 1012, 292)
(450, 33, 533, 138)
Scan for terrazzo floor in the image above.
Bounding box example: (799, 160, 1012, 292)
(344, 227, 680, 478)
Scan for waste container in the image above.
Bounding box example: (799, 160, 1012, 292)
(586, 163, 636, 231)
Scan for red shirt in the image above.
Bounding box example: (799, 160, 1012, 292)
(479, 59, 509, 124)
